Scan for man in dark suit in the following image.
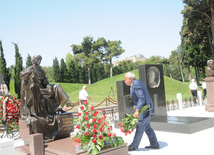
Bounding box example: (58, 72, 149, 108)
(124, 72, 159, 151)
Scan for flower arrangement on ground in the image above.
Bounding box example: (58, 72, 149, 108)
(0, 95, 21, 133)
(71, 101, 124, 155)
(118, 105, 151, 136)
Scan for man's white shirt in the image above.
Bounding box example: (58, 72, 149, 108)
(79, 89, 88, 100)
(189, 82, 198, 90)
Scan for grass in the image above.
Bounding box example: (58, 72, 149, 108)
(8, 69, 203, 103)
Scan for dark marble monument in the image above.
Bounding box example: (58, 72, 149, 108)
(138, 64, 167, 116)
(114, 64, 214, 134)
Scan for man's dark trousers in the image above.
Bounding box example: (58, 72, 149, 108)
(130, 115, 158, 149)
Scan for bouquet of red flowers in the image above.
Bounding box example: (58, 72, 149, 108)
(0, 95, 20, 133)
(71, 101, 124, 155)
(118, 105, 151, 136)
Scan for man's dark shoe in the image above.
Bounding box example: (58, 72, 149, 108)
(145, 145, 160, 149)
(128, 145, 136, 151)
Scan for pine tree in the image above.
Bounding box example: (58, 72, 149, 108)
(13, 43, 23, 98)
(0, 40, 11, 91)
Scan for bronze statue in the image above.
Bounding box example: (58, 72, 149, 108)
(20, 55, 73, 140)
(205, 60, 214, 77)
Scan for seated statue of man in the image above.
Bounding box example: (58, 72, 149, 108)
(20, 55, 74, 140)
(205, 60, 214, 77)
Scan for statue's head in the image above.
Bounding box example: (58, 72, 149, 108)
(32, 55, 42, 66)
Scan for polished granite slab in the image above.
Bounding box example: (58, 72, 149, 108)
(151, 116, 214, 134)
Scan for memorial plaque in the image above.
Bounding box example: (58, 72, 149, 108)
(55, 112, 74, 139)
(138, 64, 167, 116)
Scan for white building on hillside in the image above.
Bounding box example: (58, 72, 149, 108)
(113, 54, 146, 66)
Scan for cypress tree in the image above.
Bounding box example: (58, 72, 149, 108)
(13, 43, 23, 98)
(26, 53, 32, 68)
(60, 58, 68, 82)
(0, 40, 11, 91)
(52, 57, 60, 82)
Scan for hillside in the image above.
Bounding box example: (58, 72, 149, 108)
(9, 69, 202, 103)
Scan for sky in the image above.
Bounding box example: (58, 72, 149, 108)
(0, 0, 185, 67)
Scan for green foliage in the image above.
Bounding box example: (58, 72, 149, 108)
(94, 37, 125, 77)
(181, 0, 213, 81)
(71, 36, 99, 85)
(0, 41, 11, 90)
(41, 66, 54, 82)
(25, 53, 32, 68)
(52, 57, 60, 82)
(13, 43, 23, 99)
(59, 58, 69, 82)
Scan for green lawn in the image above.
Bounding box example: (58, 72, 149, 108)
(9, 70, 202, 103)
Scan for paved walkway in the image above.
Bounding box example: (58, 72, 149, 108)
(13, 105, 214, 155)
(117, 105, 214, 155)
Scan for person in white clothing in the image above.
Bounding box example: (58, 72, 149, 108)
(202, 80, 206, 100)
(79, 85, 94, 105)
(189, 79, 198, 104)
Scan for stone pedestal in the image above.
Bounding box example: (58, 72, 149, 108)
(205, 77, 214, 112)
(17, 113, 74, 154)
(19, 112, 73, 142)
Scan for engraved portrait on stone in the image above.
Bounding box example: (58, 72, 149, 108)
(147, 66, 160, 88)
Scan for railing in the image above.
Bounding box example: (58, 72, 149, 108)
(65, 96, 118, 111)
(166, 97, 206, 111)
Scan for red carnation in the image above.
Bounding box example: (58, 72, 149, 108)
(80, 106, 84, 110)
(99, 135, 103, 139)
(92, 139, 97, 144)
(103, 115, 107, 119)
(84, 116, 88, 121)
(99, 128, 103, 132)
(78, 113, 81, 116)
(92, 134, 96, 138)
(93, 124, 97, 128)
(76, 125, 80, 129)
(107, 133, 111, 137)
(92, 118, 96, 123)
(113, 133, 116, 137)
(85, 111, 89, 115)
(84, 132, 89, 136)
(91, 105, 94, 111)
(86, 123, 90, 128)
(83, 101, 87, 104)
(97, 119, 102, 124)
(93, 113, 97, 117)
(93, 129, 97, 133)
(117, 122, 121, 126)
